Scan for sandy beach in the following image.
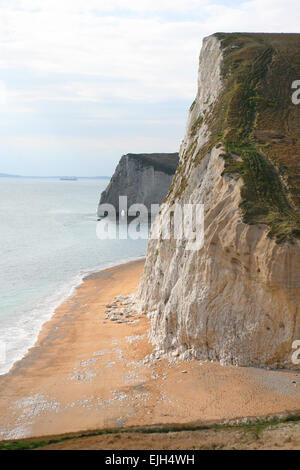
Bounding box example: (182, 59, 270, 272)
(0, 259, 299, 441)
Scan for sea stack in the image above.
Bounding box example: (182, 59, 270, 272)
(98, 153, 179, 217)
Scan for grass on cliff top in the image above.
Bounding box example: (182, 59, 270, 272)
(126, 153, 179, 175)
(189, 33, 300, 243)
(1, 413, 299, 450)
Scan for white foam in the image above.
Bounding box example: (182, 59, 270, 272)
(0, 255, 145, 376)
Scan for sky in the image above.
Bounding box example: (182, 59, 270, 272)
(0, 0, 299, 176)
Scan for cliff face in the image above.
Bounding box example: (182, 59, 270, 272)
(137, 34, 300, 369)
(98, 153, 178, 216)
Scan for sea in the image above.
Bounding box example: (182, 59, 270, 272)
(0, 177, 148, 375)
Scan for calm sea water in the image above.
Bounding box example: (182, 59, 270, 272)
(0, 178, 148, 375)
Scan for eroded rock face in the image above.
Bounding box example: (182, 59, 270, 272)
(137, 35, 300, 369)
(98, 153, 178, 216)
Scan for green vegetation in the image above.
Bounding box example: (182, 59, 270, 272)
(127, 153, 179, 175)
(1, 413, 299, 450)
(166, 142, 196, 200)
(186, 33, 300, 242)
(190, 115, 203, 137)
(216, 34, 300, 242)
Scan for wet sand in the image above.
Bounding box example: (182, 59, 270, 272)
(0, 259, 299, 440)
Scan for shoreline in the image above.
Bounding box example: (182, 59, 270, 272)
(0, 259, 299, 441)
(0, 255, 146, 377)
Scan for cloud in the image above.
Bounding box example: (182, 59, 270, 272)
(1, 1, 299, 104)
(0, 81, 7, 106)
(0, 5, 204, 106)
(2, 0, 208, 14)
(0, 134, 179, 153)
(0, 134, 179, 175)
(0, 0, 299, 174)
(204, 0, 300, 32)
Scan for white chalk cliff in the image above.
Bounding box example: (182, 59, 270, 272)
(137, 34, 300, 369)
(98, 153, 178, 216)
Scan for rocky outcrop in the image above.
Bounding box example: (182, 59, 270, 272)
(137, 34, 300, 369)
(98, 153, 178, 216)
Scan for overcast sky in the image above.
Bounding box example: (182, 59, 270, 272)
(0, 0, 299, 176)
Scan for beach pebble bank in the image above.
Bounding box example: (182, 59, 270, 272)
(104, 295, 141, 323)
